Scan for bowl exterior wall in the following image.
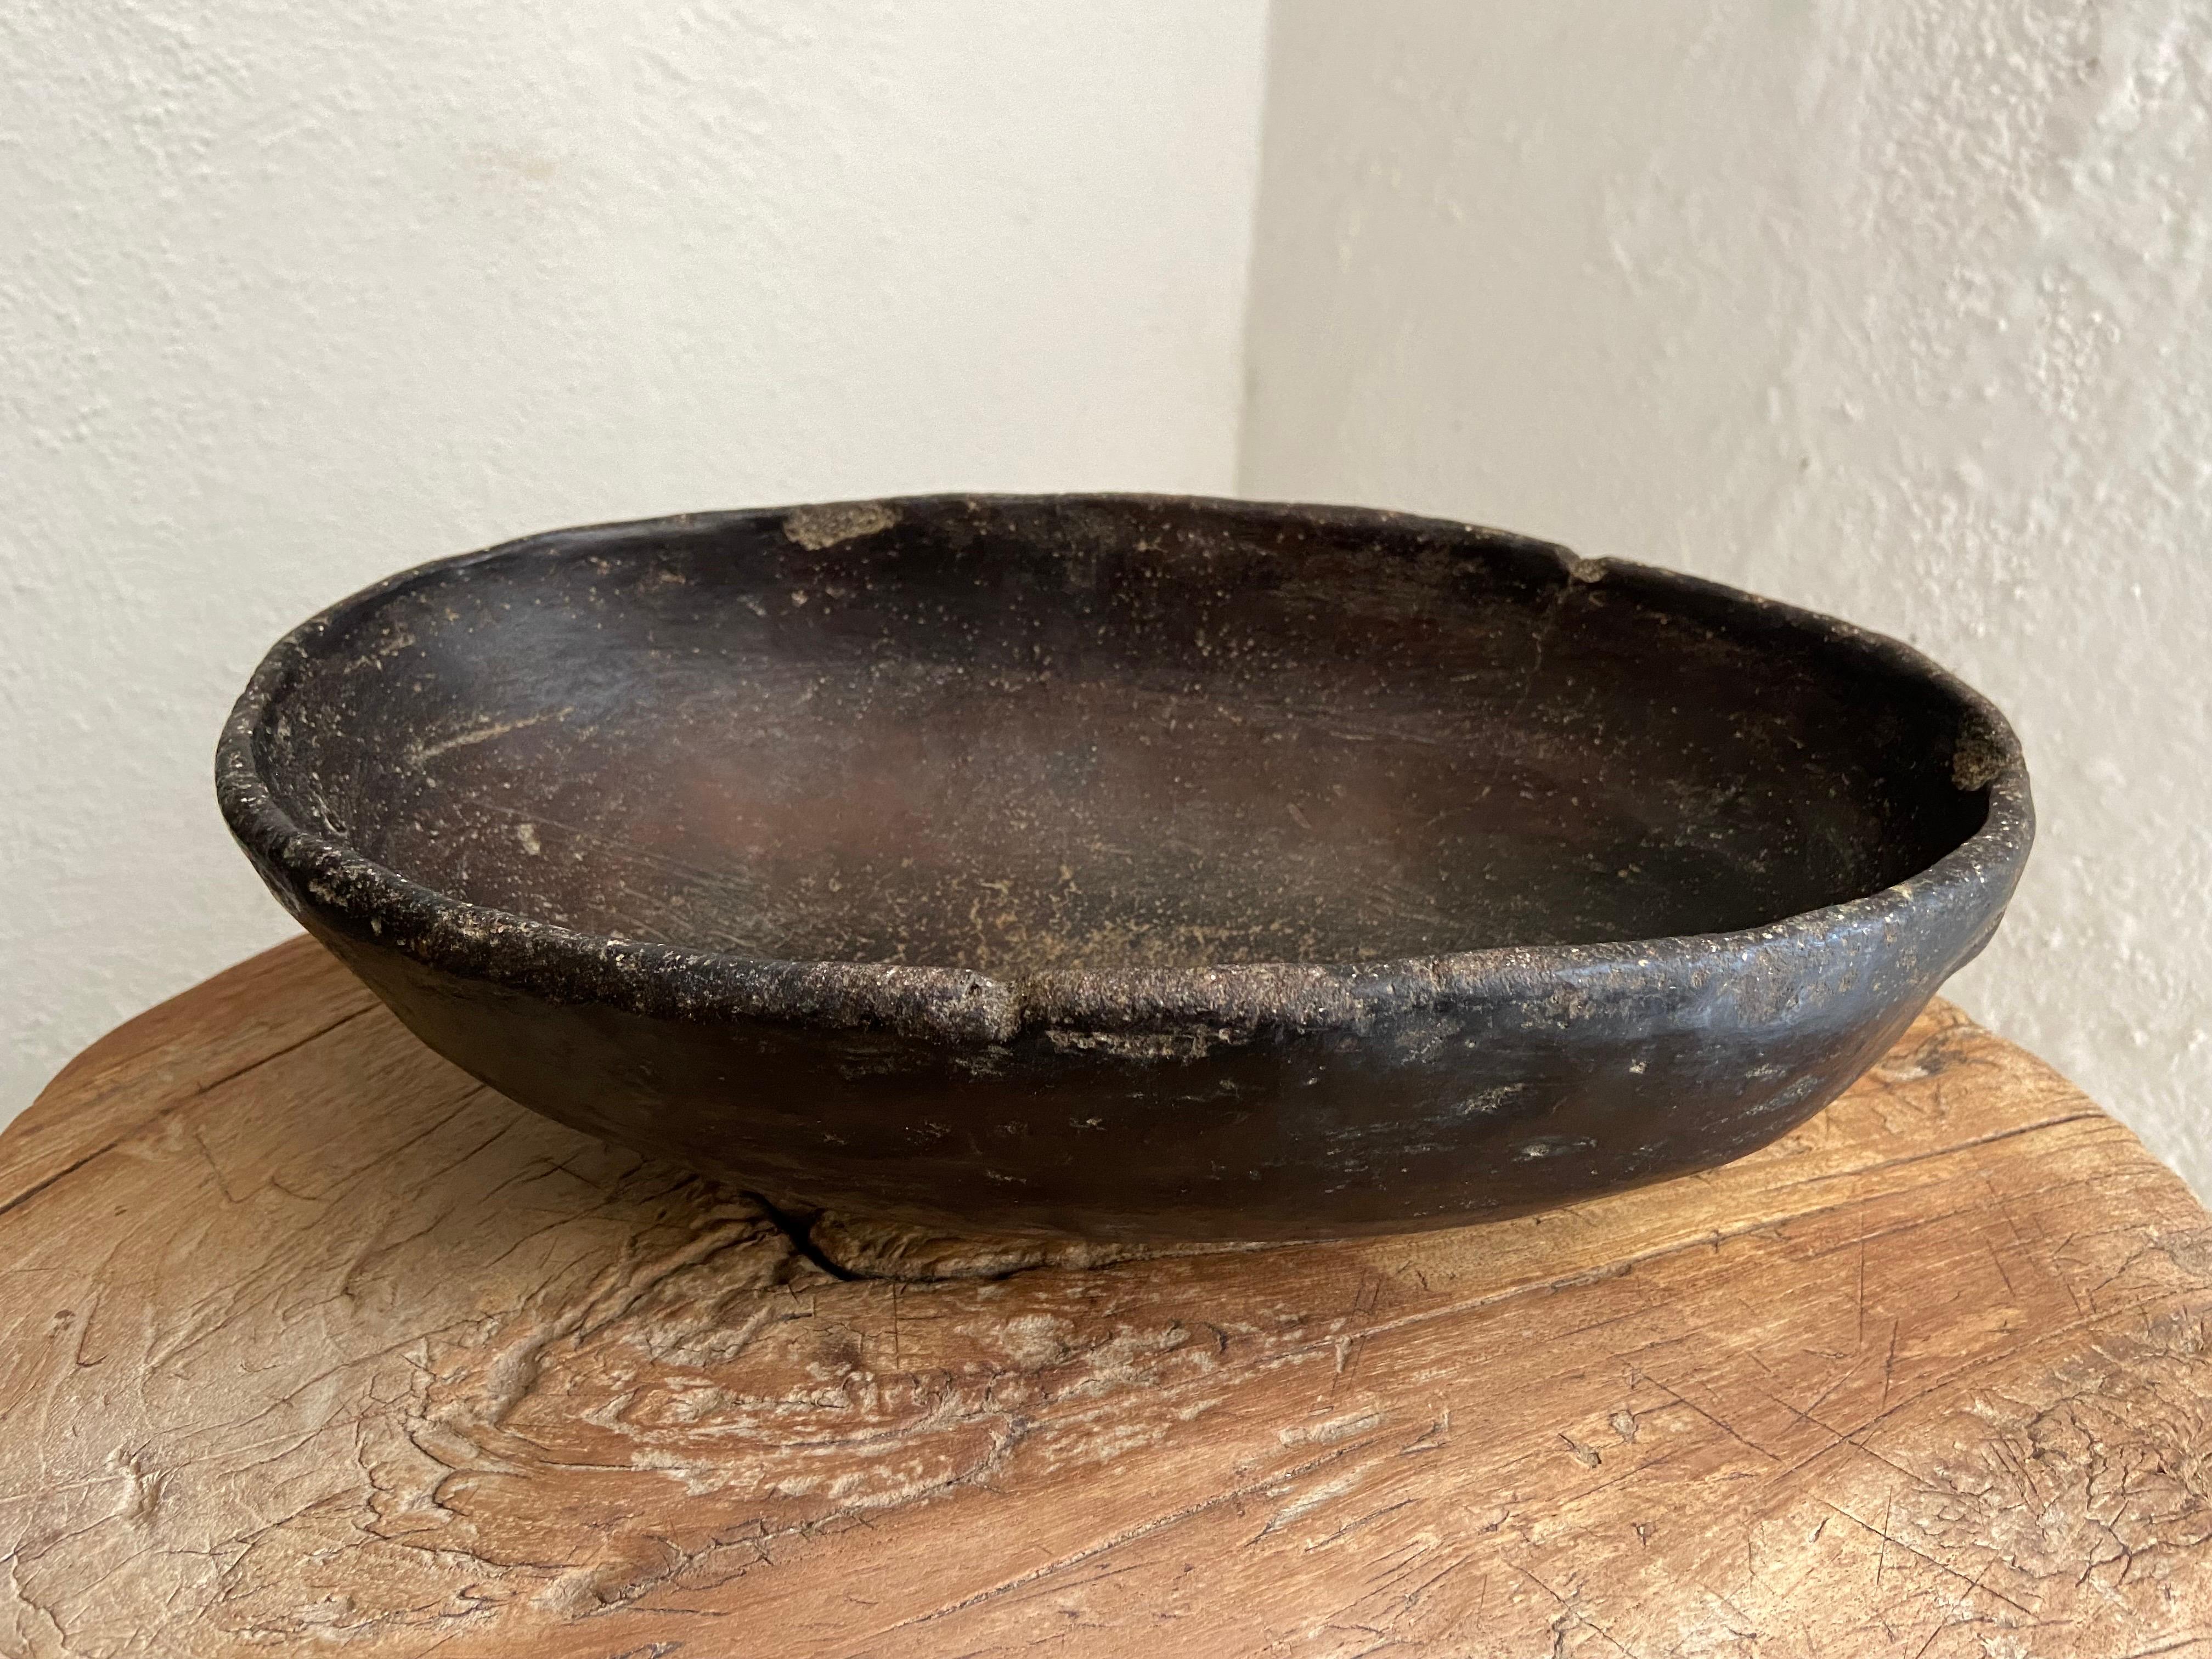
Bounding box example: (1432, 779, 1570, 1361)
(295, 882, 2001, 1243)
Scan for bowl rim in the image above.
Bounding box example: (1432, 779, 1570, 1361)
(216, 492, 2034, 1047)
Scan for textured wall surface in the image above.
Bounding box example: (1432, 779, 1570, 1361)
(1244, 2, 2212, 1190)
(1, 1, 1268, 1111)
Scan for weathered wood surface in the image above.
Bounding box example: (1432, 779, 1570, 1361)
(3, 936, 2210, 1658)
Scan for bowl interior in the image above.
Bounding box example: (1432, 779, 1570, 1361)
(257, 498, 1991, 977)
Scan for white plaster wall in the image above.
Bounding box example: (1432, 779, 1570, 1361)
(1, 1, 1269, 1113)
(1243, 3, 2212, 1190)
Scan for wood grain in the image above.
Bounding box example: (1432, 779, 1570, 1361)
(3, 935, 2209, 1657)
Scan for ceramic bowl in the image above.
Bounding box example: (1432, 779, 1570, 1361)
(218, 495, 2031, 1242)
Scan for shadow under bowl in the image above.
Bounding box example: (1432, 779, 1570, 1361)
(218, 494, 2032, 1242)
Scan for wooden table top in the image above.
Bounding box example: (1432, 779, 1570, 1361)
(4, 935, 2210, 1657)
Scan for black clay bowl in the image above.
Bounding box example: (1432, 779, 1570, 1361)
(218, 495, 2031, 1243)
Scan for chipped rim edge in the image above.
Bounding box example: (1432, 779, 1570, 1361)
(215, 493, 2035, 1047)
